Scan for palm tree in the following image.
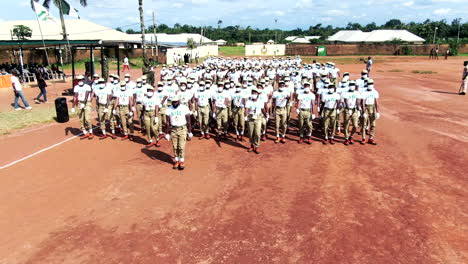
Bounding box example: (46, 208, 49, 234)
(138, 0, 147, 60)
(217, 20, 223, 29)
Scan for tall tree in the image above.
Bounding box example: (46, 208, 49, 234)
(138, 0, 147, 60)
(40, 0, 88, 40)
(12, 25, 33, 40)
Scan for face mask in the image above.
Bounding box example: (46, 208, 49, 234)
(120, 87, 126, 91)
(199, 87, 205, 92)
(362, 74, 368, 79)
(113, 80, 119, 84)
(99, 84, 105, 89)
(109, 78, 114, 82)
(349, 88, 355, 92)
(187, 84, 193, 88)
(168, 81, 173, 85)
(94, 80, 98, 84)
(180, 86, 187, 91)
(279, 87, 284, 92)
(304, 88, 310, 93)
(205, 84, 211, 89)
(218, 87, 223, 92)
(252, 94, 259, 100)
(368, 85, 374, 90)
(137, 83, 142, 88)
(142, 81, 147, 84)
(329, 89, 334, 94)
(158, 87, 163, 91)
(225, 84, 231, 89)
(125, 78, 130, 82)
(243, 84, 248, 88)
(147, 92, 154, 97)
(78, 81, 84, 86)
(236, 88, 241, 92)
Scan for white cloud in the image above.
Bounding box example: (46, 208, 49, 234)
(295, 0, 312, 8)
(321, 17, 332, 22)
(326, 9, 346, 16)
(173, 2, 184, 8)
(402, 1, 414, 6)
(19, 1, 29, 7)
(433, 8, 451, 14)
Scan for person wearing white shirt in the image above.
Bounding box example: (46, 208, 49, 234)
(155, 82, 169, 137)
(165, 95, 193, 170)
(296, 83, 316, 144)
(212, 81, 231, 139)
(133, 78, 147, 132)
(360, 79, 380, 145)
(123, 56, 130, 72)
(195, 81, 212, 139)
(256, 83, 270, 141)
(320, 84, 341, 144)
(113, 81, 135, 141)
(11, 71, 32, 110)
(245, 88, 267, 154)
(231, 83, 249, 140)
(72, 75, 94, 139)
(142, 86, 162, 148)
(94, 78, 114, 139)
(272, 81, 290, 143)
(342, 81, 362, 145)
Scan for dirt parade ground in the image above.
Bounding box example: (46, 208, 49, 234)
(0, 56, 467, 263)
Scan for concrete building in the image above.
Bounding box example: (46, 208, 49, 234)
(328, 30, 425, 44)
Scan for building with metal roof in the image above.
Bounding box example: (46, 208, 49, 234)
(327, 30, 425, 44)
(129, 33, 214, 47)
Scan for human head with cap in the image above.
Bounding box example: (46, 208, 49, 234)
(367, 79, 375, 91)
(136, 78, 143, 87)
(235, 83, 242, 93)
(217, 81, 224, 93)
(349, 80, 357, 92)
(179, 78, 187, 91)
(146, 86, 154, 97)
(171, 94, 180, 108)
(303, 82, 311, 93)
(157, 81, 164, 92)
(328, 83, 336, 94)
(97, 78, 105, 88)
(251, 88, 260, 100)
(93, 73, 100, 84)
(76, 75, 85, 86)
(124, 73, 131, 83)
(361, 70, 368, 79)
(141, 75, 147, 84)
(120, 81, 126, 91)
(278, 80, 285, 91)
(205, 79, 212, 89)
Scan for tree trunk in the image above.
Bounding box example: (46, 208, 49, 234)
(139, 0, 146, 61)
(57, 0, 70, 64)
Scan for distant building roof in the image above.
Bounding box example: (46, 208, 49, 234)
(286, 36, 320, 43)
(328, 30, 425, 43)
(215, 39, 227, 43)
(130, 33, 213, 46)
(0, 19, 135, 43)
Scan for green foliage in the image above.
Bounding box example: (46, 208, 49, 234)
(411, 70, 437, 74)
(448, 39, 460, 56)
(386, 38, 404, 45)
(12, 25, 32, 40)
(187, 38, 196, 50)
(401, 45, 414, 55)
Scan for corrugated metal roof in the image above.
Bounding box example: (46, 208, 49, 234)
(0, 19, 135, 43)
(131, 33, 213, 45)
(327, 30, 425, 43)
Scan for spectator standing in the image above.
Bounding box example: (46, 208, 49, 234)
(122, 56, 130, 72)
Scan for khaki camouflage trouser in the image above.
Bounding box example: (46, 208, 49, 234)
(323, 108, 337, 139)
(98, 104, 114, 133)
(158, 105, 167, 134)
(144, 111, 159, 141)
(335, 108, 344, 130)
(171, 126, 187, 158)
(247, 117, 262, 147)
(216, 108, 228, 133)
(275, 107, 287, 136)
(136, 102, 145, 130)
(198, 105, 210, 134)
(298, 109, 312, 137)
(344, 108, 359, 139)
(362, 104, 376, 139)
(78, 101, 92, 131)
(232, 106, 245, 133)
(119, 105, 134, 135)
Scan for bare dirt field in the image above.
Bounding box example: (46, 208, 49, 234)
(0, 56, 467, 264)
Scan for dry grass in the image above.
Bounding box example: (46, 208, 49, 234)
(389, 69, 405, 72)
(411, 70, 437, 74)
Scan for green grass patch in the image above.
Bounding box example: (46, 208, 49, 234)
(389, 69, 404, 72)
(458, 53, 468, 56)
(0, 107, 76, 135)
(411, 70, 437, 74)
(219, 46, 245, 57)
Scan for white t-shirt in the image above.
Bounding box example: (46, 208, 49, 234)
(342, 91, 360, 109)
(134, 86, 146, 103)
(321, 92, 341, 109)
(11, 75, 22, 91)
(117, 89, 133, 106)
(94, 86, 111, 105)
(297, 92, 315, 109)
(245, 99, 264, 118)
(123, 57, 129, 65)
(212, 91, 231, 108)
(272, 90, 289, 108)
(74, 84, 92, 102)
(142, 95, 160, 111)
(195, 91, 211, 107)
(231, 91, 248, 108)
(179, 90, 193, 105)
(361, 89, 379, 105)
(166, 104, 190, 126)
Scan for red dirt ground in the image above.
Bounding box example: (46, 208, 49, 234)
(0, 57, 467, 264)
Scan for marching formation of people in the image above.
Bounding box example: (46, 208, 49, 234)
(72, 56, 381, 170)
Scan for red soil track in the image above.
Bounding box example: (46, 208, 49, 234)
(0, 57, 467, 264)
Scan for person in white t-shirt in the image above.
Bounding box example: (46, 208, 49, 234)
(11, 71, 32, 110)
(360, 79, 380, 145)
(296, 82, 316, 144)
(245, 88, 267, 154)
(342, 81, 361, 145)
(320, 84, 341, 144)
(72, 75, 94, 139)
(212, 81, 231, 139)
(231, 83, 249, 141)
(194, 81, 212, 139)
(113, 81, 135, 141)
(272, 80, 290, 143)
(165, 95, 193, 170)
(93, 78, 114, 139)
(123, 56, 130, 72)
(142, 86, 162, 148)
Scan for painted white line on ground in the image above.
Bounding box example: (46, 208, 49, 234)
(0, 134, 79, 170)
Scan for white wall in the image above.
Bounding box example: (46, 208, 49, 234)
(245, 44, 286, 56)
(166, 45, 218, 64)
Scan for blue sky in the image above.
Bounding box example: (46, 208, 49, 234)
(2, 0, 467, 30)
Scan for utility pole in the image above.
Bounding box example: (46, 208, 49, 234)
(138, 0, 147, 60)
(249, 32, 251, 44)
(200, 26, 204, 45)
(432, 26, 438, 44)
(153, 11, 158, 61)
(275, 18, 278, 43)
(457, 18, 461, 44)
(57, 0, 70, 63)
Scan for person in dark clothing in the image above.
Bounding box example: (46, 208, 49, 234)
(35, 73, 48, 103)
